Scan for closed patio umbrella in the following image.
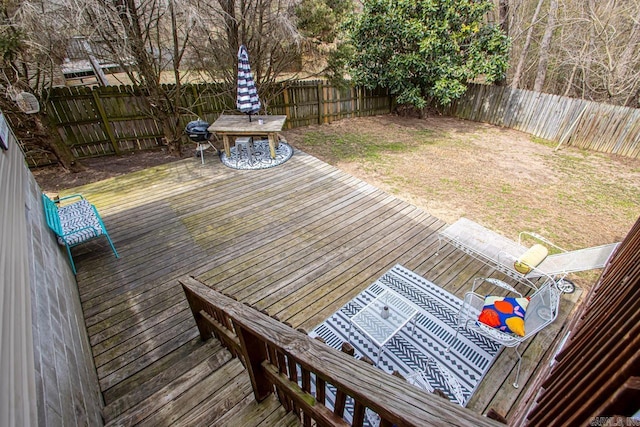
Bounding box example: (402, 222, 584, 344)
(236, 44, 261, 121)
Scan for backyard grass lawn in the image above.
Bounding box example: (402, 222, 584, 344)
(34, 114, 640, 289)
(284, 115, 639, 284)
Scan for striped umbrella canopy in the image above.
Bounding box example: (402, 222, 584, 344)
(236, 45, 261, 120)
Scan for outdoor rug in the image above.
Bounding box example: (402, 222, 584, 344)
(308, 264, 501, 422)
(220, 138, 293, 170)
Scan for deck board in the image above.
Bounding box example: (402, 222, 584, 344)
(69, 150, 579, 424)
(102, 338, 224, 410)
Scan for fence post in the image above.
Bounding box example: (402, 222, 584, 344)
(283, 85, 291, 120)
(91, 89, 121, 155)
(317, 82, 323, 125)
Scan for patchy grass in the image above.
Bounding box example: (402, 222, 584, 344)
(284, 115, 640, 291)
(301, 128, 427, 162)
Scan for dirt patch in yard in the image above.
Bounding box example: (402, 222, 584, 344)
(32, 150, 193, 191)
(33, 114, 640, 287)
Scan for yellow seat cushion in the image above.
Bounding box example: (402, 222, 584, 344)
(514, 244, 549, 274)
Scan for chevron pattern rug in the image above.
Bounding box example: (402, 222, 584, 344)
(309, 264, 501, 420)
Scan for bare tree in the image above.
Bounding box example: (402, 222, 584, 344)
(510, 0, 544, 89)
(508, 0, 640, 106)
(75, 0, 197, 155)
(554, 0, 640, 105)
(533, 0, 558, 92)
(186, 0, 309, 109)
(559, 0, 599, 99)
(0, 0, 85, 170)
(183, 0, 351, 110)
(499, 0, 510, 34)
(493, 0, 510, 86)
(609, 3, 640, 105)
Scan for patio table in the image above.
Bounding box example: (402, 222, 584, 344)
(208, 114, 287, 159)
(349, 288, 421, 365)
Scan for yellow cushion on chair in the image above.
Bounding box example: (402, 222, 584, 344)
(514, 244, 549, 274)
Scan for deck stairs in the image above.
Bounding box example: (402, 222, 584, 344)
(101, 336, 301, 426)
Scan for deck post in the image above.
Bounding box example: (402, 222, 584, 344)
(182, 285, 215, 341)
(234, 322, 273, 402)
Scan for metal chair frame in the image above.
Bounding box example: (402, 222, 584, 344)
(448, 277, 562, 388)
(438, 217, 619, 293)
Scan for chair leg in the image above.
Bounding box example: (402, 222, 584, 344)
(104, 233, 119, 258)
(94, 207, 119, 259)
(65, 244, 77, 275)
(436, 361, 466, 406)
(446, 316, 464, 353)
(513, 345, 522, 388)
(447, 296, 471, 352)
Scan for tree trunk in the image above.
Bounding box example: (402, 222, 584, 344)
(1, 94, 84, 172)
(40, 114, 85, 172)
(115, 0, 183, 156)
(495, 0, 509, 86)
(499, 0, 509, 36)
(581, 0, 598, 99)
(511, 0, 544, 89)
(219, 0, 239, 61)
(533, 0, 559, 92)
(613, 7, 640, 104)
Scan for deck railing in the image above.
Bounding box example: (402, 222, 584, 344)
(180, 276, 499, 427)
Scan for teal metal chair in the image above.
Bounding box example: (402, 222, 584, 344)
(41, 193, 119, 274)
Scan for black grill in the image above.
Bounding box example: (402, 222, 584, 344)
(185, 120, 211, 142)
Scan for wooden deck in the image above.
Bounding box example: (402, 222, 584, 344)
(70, 150, 581, 425)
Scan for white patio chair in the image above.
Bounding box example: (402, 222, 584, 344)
(365, 361, 466, 426)
(405, 360, 465, 406)
(448, 277, 562, 388)
(234, 136, 254, 166)
(438, 217, 620, 292)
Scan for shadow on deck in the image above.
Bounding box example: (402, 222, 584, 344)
(70, 151, 580, 425)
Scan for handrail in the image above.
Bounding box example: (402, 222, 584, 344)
(180, 276, 501, 427)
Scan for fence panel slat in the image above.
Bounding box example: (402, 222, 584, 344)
(449, 83, 639, 158)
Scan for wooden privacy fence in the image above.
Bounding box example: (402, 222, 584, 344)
(44, 83, 233, 160)
(33, 81, 391, 167)
(36, 79, 639, 168)
(445, 83, 640, 158)
(179, 276, 499, 427)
